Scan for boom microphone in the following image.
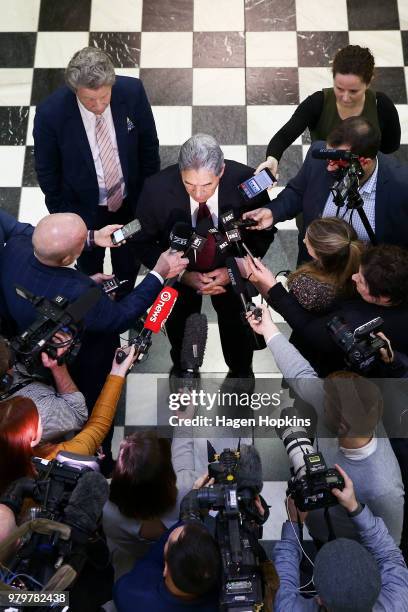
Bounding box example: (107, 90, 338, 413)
(235, 444, 263, 495)
(180, 313, 208, 373)
(63, 471, 109, 538)
(311, 148, 355, 161)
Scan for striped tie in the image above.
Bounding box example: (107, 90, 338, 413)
(95, 114, 123, 212)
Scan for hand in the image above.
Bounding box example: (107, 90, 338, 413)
(245, 256, 277, 295)
(181, 271, 226, 294)
(377, 332, 394, 364)
(110, 345, 137, 377)
(90, 272, 115, 285)
(198, 268, 230, 295)
(286, 496, 308, 523)
(242, 207, 274, 230)
(192, 473, 215, 490)
(255, 156, 279, 182)
(41, 331, 73, 369)
(331, 464, 359, 513)
(94, 224, 123, 248)
(153, 249, 189, 280)
(246, 303, 278, 339)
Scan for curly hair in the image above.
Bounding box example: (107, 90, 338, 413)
(332, 45, 375, 84)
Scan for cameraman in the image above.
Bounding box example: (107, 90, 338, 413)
(273, 466, 408, 611)
(113, 474, 221, 612)
(248, 304, 405, 546)
(0, 332, 88, 442)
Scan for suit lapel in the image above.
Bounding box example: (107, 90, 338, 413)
(110, 86, 129, 185)
(65, 97, 95, 177)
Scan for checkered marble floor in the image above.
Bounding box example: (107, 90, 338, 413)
(1, 0, 407, 546)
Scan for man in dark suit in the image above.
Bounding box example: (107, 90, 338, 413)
(134, 133, 275, 379)
(244, 116, 408, 261)
(33, 46, 160, 294)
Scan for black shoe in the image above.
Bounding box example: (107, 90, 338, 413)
(169, 366, 200, 393)
(220, 370, 255, 395)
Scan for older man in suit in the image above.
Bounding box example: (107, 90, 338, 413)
(134, 134, 275, 380)
(33, 46, 160, 295)
(244, 116, 408, 261)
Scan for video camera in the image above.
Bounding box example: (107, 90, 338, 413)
(181, 443, 268, 611)
(276, 408, 344, 512)
(11, 285, 100, 374)
(327, 315, 388, 372)
(0, 453, 108, 603)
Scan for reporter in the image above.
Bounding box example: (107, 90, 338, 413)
(0, 346, 136, 495)
(273, 466, 408, 611)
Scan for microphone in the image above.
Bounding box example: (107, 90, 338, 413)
(115, 286, 178, 363)
(236, 444, 263, 495)
(63, 471, 109, 539)
(169, 222, 192, 254)
(226, 257, 262, 321)
(180, 313, 208, 374)
(311, 148, 354, 161)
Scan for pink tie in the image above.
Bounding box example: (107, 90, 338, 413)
(95, 115, 123, 212)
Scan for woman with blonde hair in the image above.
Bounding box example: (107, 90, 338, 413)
(287, 217, 364, 312)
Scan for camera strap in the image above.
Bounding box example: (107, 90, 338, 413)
(0, 379, 37, 402)
(324, 507, 336, 541)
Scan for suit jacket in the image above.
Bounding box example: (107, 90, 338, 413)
(0, 235, 162, 334)
(268, 141, 408, 260)
(33, 76, 160, 228)
(0, 210, 33, 248)
(134, 160, 275, 270)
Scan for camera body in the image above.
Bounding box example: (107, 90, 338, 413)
(327, 315, 386, 372)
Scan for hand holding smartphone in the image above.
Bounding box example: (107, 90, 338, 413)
(111, 218, 142, 245)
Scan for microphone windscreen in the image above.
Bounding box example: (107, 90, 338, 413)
(226, 256, 246, 296)
(169, 222, 192, 252)
(311, 148, 351, 161)
(65, 287, 101, 323)
(63, 471, 109, 535)
(236, 444, 263, 495)
(180, 313, 208, 370)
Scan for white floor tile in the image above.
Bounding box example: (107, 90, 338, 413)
(193, 68, 245, 105)
(26, 106, 36, 146)
(220, 145, 247, 165)
(398, 0, 408, 29)
(0, 147, 25, 187)
(35, 32, 89, 68)
(396, 104, 408, 144)
(298, 67, 332, 101)
(247, 106, 302, 146)
(262, 481, 312, 540)
(193, 0, 244, 31)
(295, 0, 348, 31)
(0, 69, 33, 106)
(246, 32, 298, 68)
(90, 0, 142, 32)
(140, 32, 193, 68)
(125, 373, 166, 425)
(18, 187, 48, 225)
(349, 31, 404, 67)
(115, 68, 140, 79)
(0, 0, 40, 31)
(152, 106, 192, 145)
(111, 426, 125, 460)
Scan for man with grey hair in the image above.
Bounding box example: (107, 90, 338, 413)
(33, 46, 159, 296)
(134, 133, 274, 380)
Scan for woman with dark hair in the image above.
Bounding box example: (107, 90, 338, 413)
(287, 217, 364, 312)
(103, 431, 196, 579)
(256, 45, 400, 178)
(0, 347, 135, 496)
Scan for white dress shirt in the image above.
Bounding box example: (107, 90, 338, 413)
(189, 186, 219, 228)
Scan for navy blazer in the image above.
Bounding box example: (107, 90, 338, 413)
(33, 76, 160, 228)
(0, 210, 33, 249)
(134, 160, 274, 270)
(268, 141, 408, 260)
(0, 235, 162, 334)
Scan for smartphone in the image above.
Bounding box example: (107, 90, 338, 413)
(241, 242, 257, 262)
(102, 276, 129, 294)
(238, 168, 276, 200)
(111, 219, 141, 245)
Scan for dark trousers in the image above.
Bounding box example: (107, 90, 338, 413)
(78, 202, 140, 298)
(165, 283, 255, 374)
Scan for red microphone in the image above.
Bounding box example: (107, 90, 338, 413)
(116, 287, 178, 364)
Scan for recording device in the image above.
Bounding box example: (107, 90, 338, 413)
(220, 210, 258, 229)
(115, 286, 179, 364)
(226, 257, 262, 322)
(312, 147, 376, 245)
(111, 218, 142, 245)
(102, 276, 128, 294)
(221, 212, 260, 287)
(276, 407, 344, 512)
(180, 313, 208, 376)
(0, 453, 108, 597)
(238, 168, 276, 200)
(168, 222, 207, 269)
(180, 443, 267, 611)
(11, 285, 101, 374)
(327, 315, 387, 372)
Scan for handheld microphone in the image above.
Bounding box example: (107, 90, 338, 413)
(180, 313, 208, 374)
(169, 222, 192, 253)
(311, 148, 355, 161)
(115, 287, 178, 364)
(226, 257, 262, 321)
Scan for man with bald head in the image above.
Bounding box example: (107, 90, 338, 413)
(32, 212, 89, 267)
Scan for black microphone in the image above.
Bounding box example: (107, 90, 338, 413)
(311, 148, 354, 161)
(226, 257, 262, 321)
(169, 222, 192, 254)
(180, 313, 208, 374)
(236, 444, 263, 495)
(63, 471, 109, 540)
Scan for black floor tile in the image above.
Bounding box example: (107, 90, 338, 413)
(193, 32, 245, 68)
(192, 106, 247, 145)
(140, 68, 192, 105)
(159, 146, 181, 170)
(373, 67, 407, 104)
(0, 188, 21, 218)
(347, 0, 400, 30)
(245, 0, 296, 31)
(39, 0, 91, 31)
(297, 31, 349, 67)
(0, 33, 36, 68)
(142, 0, 193, 31)
(246, 68, 299, 105)
(31, 69, 65, 106)
(0, 107, 29, 146)
(22, 146, 38, 187)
